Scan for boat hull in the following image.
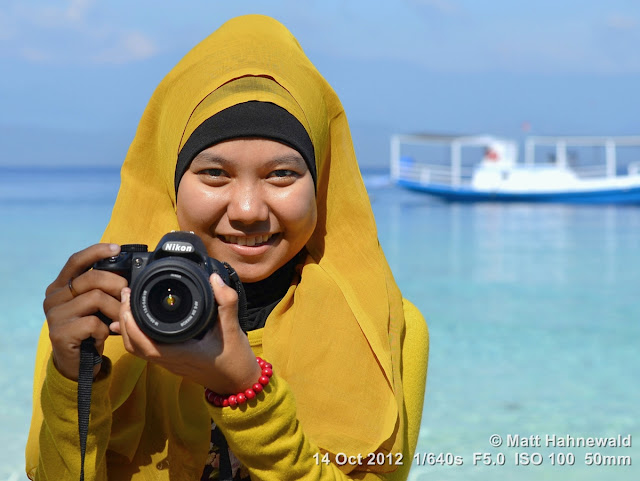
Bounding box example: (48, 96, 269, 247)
(397, 179, 640, 204)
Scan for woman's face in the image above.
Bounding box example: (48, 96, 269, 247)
(177, 138, 317, 283)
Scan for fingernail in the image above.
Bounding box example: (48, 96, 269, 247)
(121, 288, 130, 302)
(212, 273, 225, 286)
(109, 243, 120, 253)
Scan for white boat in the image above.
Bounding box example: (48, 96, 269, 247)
(390, 134, 640, 203)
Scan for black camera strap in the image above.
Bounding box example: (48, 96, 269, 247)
(75, 263, 246, 481)
(77, 337, 103, 481)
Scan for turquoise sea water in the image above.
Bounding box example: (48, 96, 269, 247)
(1, 166, 639, 480)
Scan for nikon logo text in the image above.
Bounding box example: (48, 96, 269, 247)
(163, 242, 195, 253)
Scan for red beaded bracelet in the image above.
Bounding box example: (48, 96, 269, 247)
(205, 357, 273, 408)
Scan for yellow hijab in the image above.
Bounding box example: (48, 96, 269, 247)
(38, 14, 407, 468)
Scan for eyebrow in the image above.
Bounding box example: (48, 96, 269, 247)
(191, 151, 307, 170)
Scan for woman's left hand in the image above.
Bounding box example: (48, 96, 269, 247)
(110, 272, 262, 395)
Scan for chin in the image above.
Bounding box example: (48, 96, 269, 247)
(226, 260, 274, 283)
(236, 270, 272, 283)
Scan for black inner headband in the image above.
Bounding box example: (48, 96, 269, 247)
(175, 101, 316, 193)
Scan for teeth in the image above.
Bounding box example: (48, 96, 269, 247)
(223, 234, 272, 246)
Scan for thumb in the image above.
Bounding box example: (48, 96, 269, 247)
(210, 272, 239, 327)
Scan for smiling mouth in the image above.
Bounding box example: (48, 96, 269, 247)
(219, 234, 275, 246)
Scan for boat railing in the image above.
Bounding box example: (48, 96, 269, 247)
(524, 135, 640, 178)
(397, 161, 475, 185)
(390, 134, 518, 187)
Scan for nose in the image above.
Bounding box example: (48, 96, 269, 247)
(227, 183, 269, 224)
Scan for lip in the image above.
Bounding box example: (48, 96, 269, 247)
(217, 233, 279, 257)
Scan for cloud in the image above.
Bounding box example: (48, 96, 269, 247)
(18, 46, 50, 63)
(605, 13, 637, 31)
(16, 0, 90, 31)
(92, 31, 157, 64)
(65, 0, 92, 22)
(0, 13, 17, 41)
(1, 0, 157, 65)
(407, 0, 461, 15)
(362, 4, 640, 75)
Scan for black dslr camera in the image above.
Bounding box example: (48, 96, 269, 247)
(93, 231, 235, 343)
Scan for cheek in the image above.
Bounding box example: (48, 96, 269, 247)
(280, 190, 317, 243)
(176, 178, 222, 230)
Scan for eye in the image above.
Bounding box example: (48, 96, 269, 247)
(196, 168, 229, 186)
(266, 169, 301, 185)
(199, 168, 226, 177)
(269, 170, 299, 178)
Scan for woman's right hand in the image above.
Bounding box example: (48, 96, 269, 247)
(42, 243, 128, 381)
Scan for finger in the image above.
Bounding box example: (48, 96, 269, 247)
(118, 288, 133, 351)
(47, 243, 120, 296)
(46, 288, 123, 327)
(71, 268, 129, 298)
(119, 288, 162, 359)
(210, 273, 239, 329)
(49, 315, 111, 380)
(49, 315, 112, 347)
(44, 268, 128, 313)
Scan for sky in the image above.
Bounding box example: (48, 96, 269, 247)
(2, 0, 640, 166)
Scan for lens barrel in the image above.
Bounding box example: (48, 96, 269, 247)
(129, 257, 216, 343)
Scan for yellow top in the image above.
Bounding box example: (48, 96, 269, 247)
(28, 300, 427, 480)
(26, 14, 429, 479)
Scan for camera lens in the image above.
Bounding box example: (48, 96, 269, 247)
(129, 257, 216, 343)
(147, 279, 192, 323)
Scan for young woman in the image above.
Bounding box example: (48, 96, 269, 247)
(26, 14, 429, 481)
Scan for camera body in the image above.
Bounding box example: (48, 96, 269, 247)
(94, 231, 232, 343)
